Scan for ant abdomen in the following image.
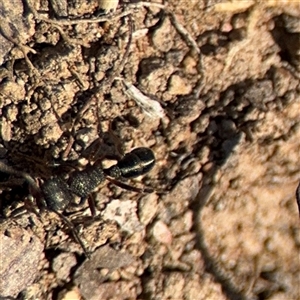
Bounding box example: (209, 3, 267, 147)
(105, 147, 155, 179)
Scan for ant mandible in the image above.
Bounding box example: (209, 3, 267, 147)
(0, 147, 155, 257)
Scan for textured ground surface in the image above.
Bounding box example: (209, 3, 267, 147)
(0, 0, 299, 299)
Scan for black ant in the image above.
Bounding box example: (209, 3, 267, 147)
(0, 147, 155, 257)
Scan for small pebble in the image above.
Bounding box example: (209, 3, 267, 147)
(152, 220, 173, 245)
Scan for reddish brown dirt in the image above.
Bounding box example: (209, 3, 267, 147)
(0, 1, 299, 299)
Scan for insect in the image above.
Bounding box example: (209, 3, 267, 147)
(0, 147, 155, 256)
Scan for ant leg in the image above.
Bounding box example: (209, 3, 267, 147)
(0, 161, 41, 197)
(62, 95, 98, 161)
(62, 135, 75, 161)
(70, 195, 96, 217)
(0, 178, 25, 189)
(87, 195, 96, 217)
(12, 153, 50, 178)
(296, 181, 300, 217)
(107, 123, 124, 158)
(9, 195, 41, 219)
(53, 210, 91, 258)
(29, 179, 47, 209)
(107, 177, 154, 193)
(77, 197, 87, 206)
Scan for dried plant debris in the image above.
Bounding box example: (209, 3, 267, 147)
(98, 0, 119, 13)
(120, 80, 166, 119)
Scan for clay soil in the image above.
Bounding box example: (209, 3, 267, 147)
(0, 0, 299, 300)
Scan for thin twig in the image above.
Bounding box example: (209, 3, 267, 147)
(167, 11, 201, 54)
(52, 24, 90, 48)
